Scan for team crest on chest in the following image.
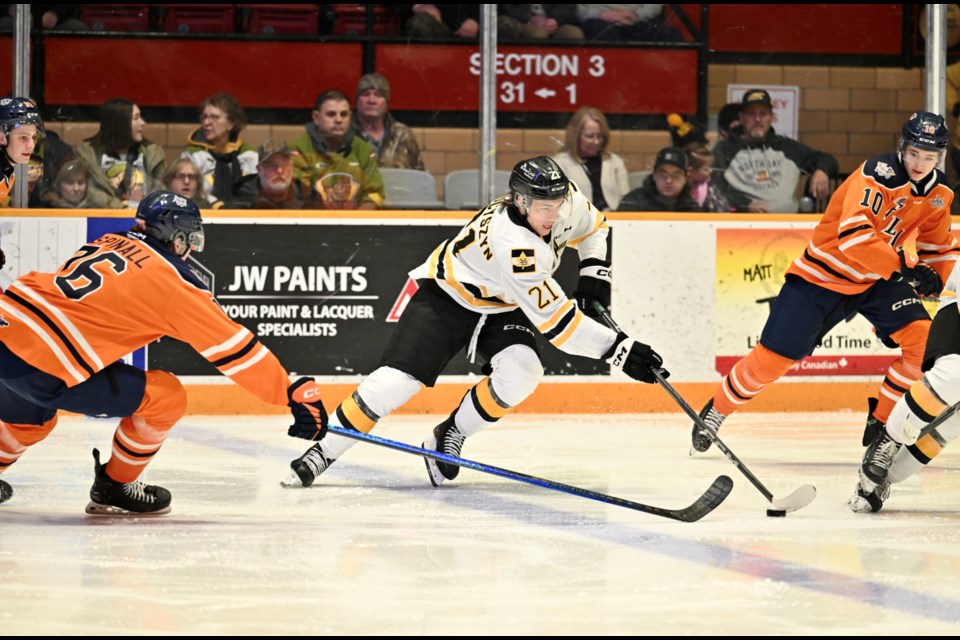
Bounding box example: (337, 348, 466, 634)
(874, 162, 895, 179)
(511, 249, 536, 273)
(931, 196, 945, 208)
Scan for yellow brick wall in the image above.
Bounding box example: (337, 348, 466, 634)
(50, 64, 933, 199)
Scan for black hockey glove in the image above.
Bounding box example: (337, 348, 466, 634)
(604, 332, 669, 384)
(896, 249, 942, 297)
(287, 377, 329, 441)
(573, 260, 611, 319)
(0, 247, 5, 270)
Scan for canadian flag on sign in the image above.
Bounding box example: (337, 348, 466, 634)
(386, 278, 419, 322)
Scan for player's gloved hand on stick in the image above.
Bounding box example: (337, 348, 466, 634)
(896, 249, 942, 297)
(287, 377, 329, 440)
(605, 332, 669, 384)
(573, 260, 611, 319)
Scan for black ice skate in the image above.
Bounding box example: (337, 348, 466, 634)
(690, 399, 725, 455)
(0, 478, 11, 504)
(86, 448, 171, 516)
(861, 397, 885, 446)
(862, 430, 901, 485)
(423, 414, 466, 487)
(846, 467, 891, 513)
(283, 443, 335, 488)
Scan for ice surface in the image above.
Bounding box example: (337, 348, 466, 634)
(3, 411, 960, 634)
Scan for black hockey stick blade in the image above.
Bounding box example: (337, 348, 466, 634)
(323, 425, 733, 522)
(594, 304, 816, 513)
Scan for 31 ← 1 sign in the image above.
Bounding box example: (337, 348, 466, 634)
(377, 44, 698, 114)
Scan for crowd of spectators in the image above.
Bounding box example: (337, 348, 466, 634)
(14, 84, 839, 213)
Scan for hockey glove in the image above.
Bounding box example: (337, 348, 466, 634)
(573, 260, 612, 319)
(0, 247, 5, 270)
(604, 332, 669, 384)
(896, 250, 942, 297)
(287, 377, 329, 441)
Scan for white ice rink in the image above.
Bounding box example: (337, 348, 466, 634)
(3, 411, 960, 635)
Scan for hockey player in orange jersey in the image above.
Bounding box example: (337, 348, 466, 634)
(0, 191, 328, 515)
(690, 112, 959, 501)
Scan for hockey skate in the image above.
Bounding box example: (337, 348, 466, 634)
(282, 443, 335, 488)
(846, 467, 891, 513)
(690, 399, 725, 455)
(862, 430, 901, 484)
(423, 414, 466, 487)
(0, 478, 11, 504)
(861, 397, 884, 446)
(86, 448, 171, 516)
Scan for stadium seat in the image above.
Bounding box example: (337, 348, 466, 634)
(330, 4, 401, 36)
(238, 4, 320, 35)
(443, 169, 511, 210)
(81, 5, 151, 32)
(380, 168, 443, 210)
(159, 4, 236, 34)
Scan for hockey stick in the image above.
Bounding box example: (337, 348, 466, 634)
(595, 306, 816, 513)
(322, 425, 733, 522)
(913, 398, 960, 441)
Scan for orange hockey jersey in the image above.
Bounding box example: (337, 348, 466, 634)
(0, 230, 289, 406)
(786, 153, 959, 294)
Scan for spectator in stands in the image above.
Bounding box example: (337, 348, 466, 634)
(229, 140, 310, 210)
(618, 146, 700, 212)
(717, 102, 743, 142)
(39, 158, 90, 208)
(406, 5, 479, 39)
(18, 97, 75, 208)
(351, 73, 425, 170)
(182, 92, 258, 204)
(162, 157, 218, 209)
(290, 89, 384, 210)
(712, 88, 838, 213)
(685, 144, 731, 212)
(76, 98, 165, 209)
(552, 106, 628, 211)
(576, 4, 682, 42)
(0, 5, 87, 31)
(498, 5, 584, 40)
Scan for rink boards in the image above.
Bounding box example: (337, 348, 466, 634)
(0, 209, 946, 414)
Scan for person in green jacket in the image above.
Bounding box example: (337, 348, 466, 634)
(289, 89, 384, 210)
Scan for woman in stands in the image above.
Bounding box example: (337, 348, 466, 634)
(182, 92, 258, 204)
(76, 97, 165, 209)
(552, 106, 629, 211)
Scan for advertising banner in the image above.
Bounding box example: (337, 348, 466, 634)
(147, 223, 604, 376)
(713, 228, 932, 376)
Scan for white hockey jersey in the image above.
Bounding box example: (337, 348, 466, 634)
(409, 183, 618, 359)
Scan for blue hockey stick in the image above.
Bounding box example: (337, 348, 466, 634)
(324, 425, 732, 523)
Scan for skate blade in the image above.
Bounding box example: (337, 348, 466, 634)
(422, 435, 445, 488)
(84, 501, 171, 517)
(280, 471, 304, 488)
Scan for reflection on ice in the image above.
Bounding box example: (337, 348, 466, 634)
(4, 412, 960, 634)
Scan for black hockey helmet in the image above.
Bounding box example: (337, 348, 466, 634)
(509, 156, 569, 202)
(136, 191, 205, 253)
(0, 97, 44, 138)
(901, 111, 949, 152)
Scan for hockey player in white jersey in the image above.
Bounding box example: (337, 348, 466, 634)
(283, 156, 669, 488)
(849, 258, 960, 512)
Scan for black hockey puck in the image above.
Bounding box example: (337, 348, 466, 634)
(766, 509, 787, 517)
